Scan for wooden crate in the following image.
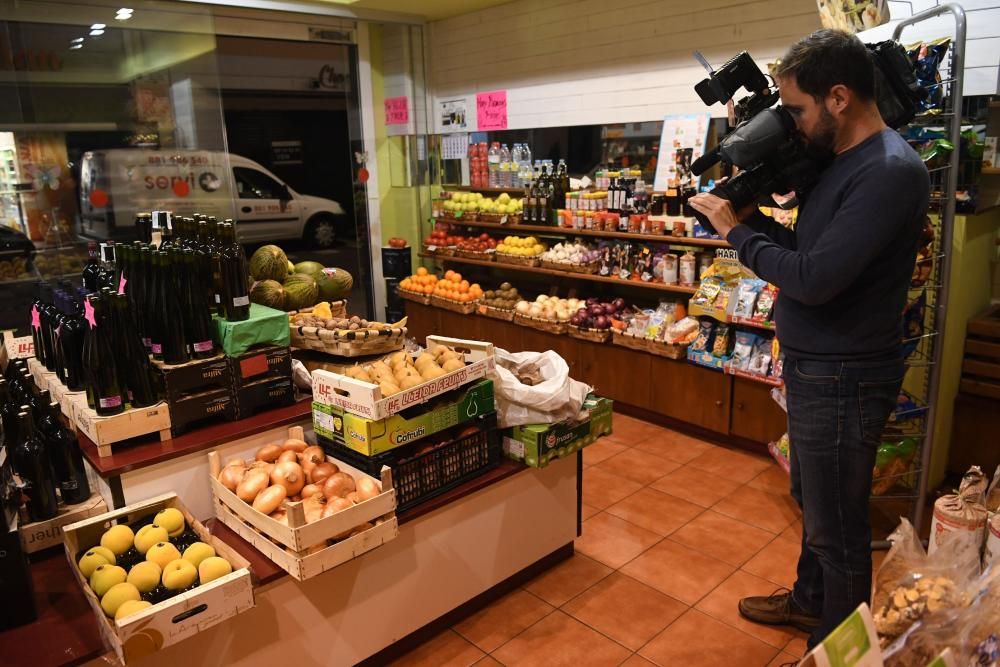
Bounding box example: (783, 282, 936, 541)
(46, 372, 86, 423)
(208, 426, 398, 580)
(1, 331, 34, 370)
(74, 401, 172, 457)
(28, 356, 55, 391)
(62, 493, 254, 664)
(312, 335, 496, 420)
(19, 494, 106, 553)
(961, 305, 1000, 400)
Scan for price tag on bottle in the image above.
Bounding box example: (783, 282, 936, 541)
(233, 295, 250, 307)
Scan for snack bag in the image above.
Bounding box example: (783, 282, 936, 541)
(901, 292, 927, 359)
(753, 284, 778, 323)
(712, 323, 733, 357)
(730, 331, 757, 371)
(872, 438, 918, 496)
(770, 337, 784, 380)
(690, 275, 723, 308)
(665, 317, 699, 345)
(929, 466, 989, 555)
(732, 278, 765, 319)
(690, 319, 715, 353)
(747, 336, 772, 376)
(907, 38, 951, 113)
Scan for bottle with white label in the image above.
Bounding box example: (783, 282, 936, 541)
(220, 222, 251, 321)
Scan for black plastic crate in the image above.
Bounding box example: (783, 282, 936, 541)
(318, 413, 500, 513)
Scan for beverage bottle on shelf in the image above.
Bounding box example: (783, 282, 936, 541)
(219, 222, 250, 322)
(138, 246, 155, 353)
(135, 212, 152, 244)
(634, 175, 648, 212)
(82, 294, 126, 416)
(520, 144, 533, 189)
(96, 242, 115, 290)
(196, 221, 215, 310)
(158, 224, 176, 253)
(114, 240, 127, 292)
(208, 221, 225, 317)
(112, 293, 158, 407)
(39, 284, 59, 372)
(57, 293, 86, 391)
(160, 250, 190, 364)
(82, 241, 100, 293)
(525, 171, 537, 224)
(12, 408, 59, 521)
(102, 287, 133, 403)
(499, 144, 511, 188)
(30, 282, 46, 367)
(181, 249, 215, 359)
(0, 379, 20, 447)
(49, 291, 68, 385)
(487, 142, 501, 188)
(510, 144, 522, 188)
(152, 211, 171, 244)
(536, 163, 550, 224)
(554, 159, 568, 209)
(36, 397, 90, 504)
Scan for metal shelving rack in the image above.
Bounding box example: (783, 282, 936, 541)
(874, 3, 966, 538)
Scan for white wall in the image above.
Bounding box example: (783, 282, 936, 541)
(428, 0, 999, 132)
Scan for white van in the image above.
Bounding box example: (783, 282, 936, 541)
(79, 150, 346, 247)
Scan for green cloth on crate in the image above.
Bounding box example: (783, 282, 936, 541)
(213, 303, 291, 357)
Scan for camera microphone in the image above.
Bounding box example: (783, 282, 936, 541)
(691, 146, 722, 176)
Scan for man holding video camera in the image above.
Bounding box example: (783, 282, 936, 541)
(689, 29, 929, 649)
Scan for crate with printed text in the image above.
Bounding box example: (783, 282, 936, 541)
(502, 396, 613, 468)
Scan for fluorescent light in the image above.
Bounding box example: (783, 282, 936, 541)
(89, 28, 104, 36)
(71, 37, 84, 43)
(115, 7, 133, 19)
(90, 23, 106, 29)
(69, 44, 83, 50)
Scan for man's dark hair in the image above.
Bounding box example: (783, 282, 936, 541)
(775, 29, 876, 101)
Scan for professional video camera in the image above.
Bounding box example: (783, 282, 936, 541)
(689, 42, 923, 234)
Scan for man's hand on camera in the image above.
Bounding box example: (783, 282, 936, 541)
(688, 193, 744, 239)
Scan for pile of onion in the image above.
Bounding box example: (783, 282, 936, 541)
(217, 437, 383, 531)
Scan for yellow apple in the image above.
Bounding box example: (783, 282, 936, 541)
(90, 564, 127, 597)
(162, 559, 198, 591)
(198, 557, 233, 585)
(115, 599, 152, 622)
(101, 582, 140, 617)
(78, 547, 115, 579)
(181, 542, 215, 569)
(153, 508, 185, 537)
(126, 561, 162, 594)
(100, 525, 135, 556)
(145, 542, 182, 571)
(134, 524, 169, 555)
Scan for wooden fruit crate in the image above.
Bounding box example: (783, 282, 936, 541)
(496, 253, 541, 267)
(312, 336, 496, 420)
(1, 331, 34, 370)
(568, 324, 611, 343)
(477, 304, 516, 322)
(540, 259, 600, 275)
(430, 295, 479, 314)
(62, 493, 254, 664)
(208, 426, 398, 581)
(513, 313, 568, 335)
(74, 401, 172, 457)
(398, 288, 431, 306)
(453, 249, 495, 261)
(19, 494, 106, 554)
(286, 300, 347, 320)
(47, 373, 86, 424)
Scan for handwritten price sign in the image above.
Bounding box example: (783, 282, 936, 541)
(476, 90, 507, 130)
(384, 96, 410, 125)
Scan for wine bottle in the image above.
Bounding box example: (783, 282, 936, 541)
(82, 241, 100, 293)
(207, 220, 225, 317)
(181, 249, 215, 359)
(103, 287, 132, 403)
(81, 294, 125, 416)
(160, 250, 190, 365)
(219, 222, 250, 321)
(135, 212, 152, 244)
(158, 225, 175, 253)
(39, 284, 58, 372)
(13, 409, 59, 521)
(0, 380, 20, 447)
(139, 246, 155, 353)
(29, 282, 46, 367)
(196, 221, 214, 308)
(37, 398, 91, 504)
(147, 251, 164, 361)
(112, 293, 158, 407)
(59, 294, 86, 391)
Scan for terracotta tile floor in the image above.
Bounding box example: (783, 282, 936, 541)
(391, 418, 880, 666)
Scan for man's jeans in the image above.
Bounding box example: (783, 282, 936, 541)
(784, 356, 904, 647)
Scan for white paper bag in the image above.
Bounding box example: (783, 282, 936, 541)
(488, 348, 592, 428)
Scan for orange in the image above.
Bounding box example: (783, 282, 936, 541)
(452, 273, 462, 283)
(457, 283, 469, 294)
(417, 267, 428, 277)
(445, 270, 454, 281)
(460, 280, 469, 290)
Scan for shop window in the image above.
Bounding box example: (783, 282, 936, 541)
(234, 167, 283, 200)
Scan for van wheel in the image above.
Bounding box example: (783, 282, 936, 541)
(304, 215, 337, 248)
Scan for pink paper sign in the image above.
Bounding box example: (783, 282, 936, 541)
(384, 96, 409, 125)
(476, 90, 508, 130)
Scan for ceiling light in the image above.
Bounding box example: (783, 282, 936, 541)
(70, 44, 83, 50)
(91, 23, 106, 29)
(115, 8, 133, 19)
(90, 28, 104, 36)
(71, 37, 84, 43)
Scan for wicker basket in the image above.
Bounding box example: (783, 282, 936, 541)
(287, 301, 348, 320)
(423, 245, 455, 257)
(611, 330, 651, 351)
(398, 289, 431, 305)
(453, 249, 495, 261)
(496, 253, 541, 267)
(568, 324, 611, 343)
(647, 338, 689, 360)
(476, 212, 522, 226)
(430, 295, 479, 314)
(290, 322, 407, 357)
(477, 304, 516, 322)
(540, 259, 601, 275)
(436, 213, 478, 224)
(513, 313, 568, 335)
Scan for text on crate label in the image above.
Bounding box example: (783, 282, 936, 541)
(390, 426, 426, 445)
(348, 428, 366, 442)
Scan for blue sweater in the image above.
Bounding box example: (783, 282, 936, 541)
(726, 128, 930, 360)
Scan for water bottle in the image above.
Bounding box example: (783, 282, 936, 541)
(521, 144, 533, 190)
(510, 144, 522, 188)
(487, 142, 500, 188)
(499, 144, 511, 188)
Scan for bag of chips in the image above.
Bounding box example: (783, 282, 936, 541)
(732, 278, 765, 319)
(690, 319, 715, 353)
(747, 336, 772, 376)
(753, 285, 778, 323)
(730, 331, 757, 371)
(712, 323, 733, 357)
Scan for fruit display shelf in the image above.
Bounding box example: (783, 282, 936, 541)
(418, 253, 699, 296)
(440, 219, 730, 248)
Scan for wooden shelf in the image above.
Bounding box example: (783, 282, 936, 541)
(442, 185, 527, 195)
(435, 218, 730, 248)
(419, 252, 699, 295)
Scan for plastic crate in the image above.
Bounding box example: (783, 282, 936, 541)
(318, 413, 500, 513)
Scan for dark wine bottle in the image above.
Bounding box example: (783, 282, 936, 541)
(81, 294, 125, 416)
(37, 399, 90, 504)
(139, 246, 155, 353)
(13, 409, 59, 521)
(113, 293, 158, 407)
(158, 226, 175, 253)
(135, 212, 152, 244)
(59, 294, 86, 391)
(147, 251, 164, 361)
(180, 249, 215, 359)
(219, 223, 250, 321)
(30, 282, 45, 366)
(0, 380, 20, 447)
(82, 241, 100, 293)
(160, 250, 190, 365)
(103, 287, 131, 403)
(39, 284, 58, 372)
(207, 220, 224, 317)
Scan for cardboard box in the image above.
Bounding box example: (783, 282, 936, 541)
(502, 395, 613, 468)
(18, 494, 106, 553)
(212, 303, 290, 357)
(229, 345, 292, 389)
(153, 354, 231, 401)
(169, 387, 236, 436)
(313, 379, 495, 456)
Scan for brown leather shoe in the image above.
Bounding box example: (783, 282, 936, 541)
(738, 588, 821, 633)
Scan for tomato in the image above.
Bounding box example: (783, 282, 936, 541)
(479, 233, 490, 241)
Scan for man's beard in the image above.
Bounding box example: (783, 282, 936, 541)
(803, 108, 837, 164)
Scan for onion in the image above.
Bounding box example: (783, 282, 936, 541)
(248, 461, 274, 476)
(323, 497, 354, 519)
(309, 462, 338, 485)
(255, 444, 283, 462)
(269, 508, 288, 525)
(323, 472, 356, 499)
(356, 477, 381, 502)
(346, 491, 360, 504)
(271, 461, 305, 496)
(237, 469, 270, 503)
(277, 450, 299, 464)
(226, 457, 249, 468)
(252, 485, 287, 514)
(301, 446, 325, 466)
(300, 483, 322, 499)
(301, 494, 327, 523)
(282, 438, 308, 452)
(218, 465, 246, 492)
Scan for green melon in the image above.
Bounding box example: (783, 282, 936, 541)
(249, 245, 289, 282)
(284, 273, 319, 310)
(287, 260, 295, 273)
(250, 280, 288, 310)
(317, 268, 353, 301)
(293, 261, 325, 281)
